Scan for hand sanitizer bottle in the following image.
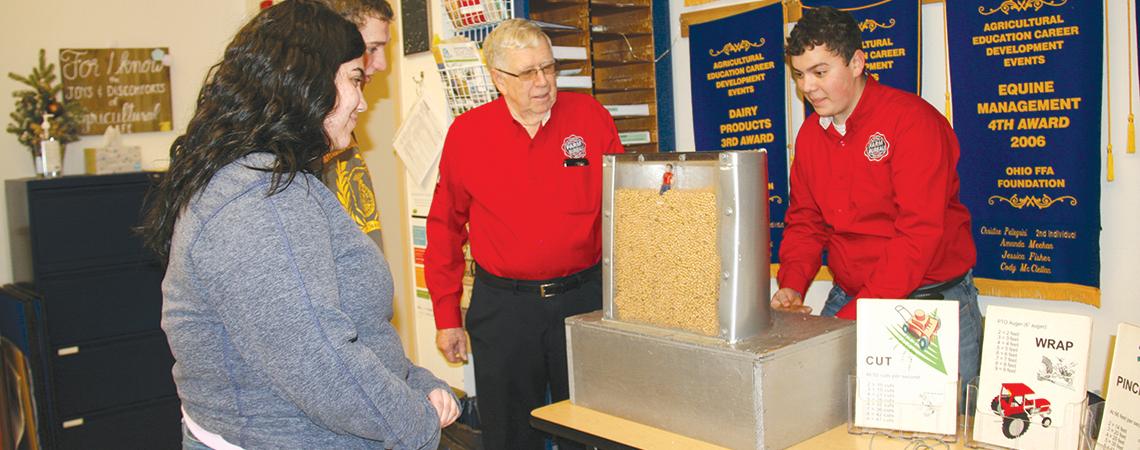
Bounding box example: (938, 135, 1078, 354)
(38, 114, 62, 177)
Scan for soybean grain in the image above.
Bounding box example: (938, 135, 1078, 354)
(613, 188, 720, 336)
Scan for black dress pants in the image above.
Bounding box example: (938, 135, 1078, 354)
(465, 273, 602, 450)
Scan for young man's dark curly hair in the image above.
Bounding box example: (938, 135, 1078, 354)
(785, 6, 863, 63)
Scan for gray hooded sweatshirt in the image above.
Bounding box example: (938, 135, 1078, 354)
(162, 153, 447, 449)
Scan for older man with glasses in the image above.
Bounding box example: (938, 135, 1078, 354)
(425, 18, 624, 449)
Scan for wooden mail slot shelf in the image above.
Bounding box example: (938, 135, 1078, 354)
(591, 8, 652, 35)
(531, 4, 589, 29)
(593, 35, 653, 63)
(594, 62, 654, 91)
(531, 0, 667, 153)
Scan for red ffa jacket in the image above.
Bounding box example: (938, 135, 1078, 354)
(425, 93, 624, 329)
(777, 78, 976, 320)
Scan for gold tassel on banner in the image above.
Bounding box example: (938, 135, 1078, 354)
(786, 1, 797, 165)
(1109, 144, 1116, 181)
(1130, 114, 1136, 154)
(942, 2, 952, 122)
(1106, 0, 1115, 181)
(945, 93, 952, 123)
(1129, 0, 1137, 153)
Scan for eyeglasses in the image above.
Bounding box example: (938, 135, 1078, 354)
(496, 61, 557, 82)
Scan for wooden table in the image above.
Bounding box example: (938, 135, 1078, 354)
(531, 401, 969, 449)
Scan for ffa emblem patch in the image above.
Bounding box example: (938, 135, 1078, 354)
(562, 135, 587, 159)
(864, 132, 890, 162)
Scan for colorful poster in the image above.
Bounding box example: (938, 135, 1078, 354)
(689, 4, 789, 264)
(856, 299, 959, 435)
(972, 305, 1092, 449)
(801, 0, 921, 93)
(946, 0, 1102, 305)
(1098, 322, 1140, 449)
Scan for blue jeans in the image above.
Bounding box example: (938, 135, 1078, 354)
(821, 271, 982, 412)
(182, 422, 214, 450)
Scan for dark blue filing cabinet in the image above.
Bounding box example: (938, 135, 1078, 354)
(2, 173, 179, 450)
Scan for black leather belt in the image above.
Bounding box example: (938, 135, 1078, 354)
(910, 273, 969, 299)
(474, 262, 600, 298)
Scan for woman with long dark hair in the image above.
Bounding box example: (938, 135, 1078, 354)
(140, 1, 457, 447)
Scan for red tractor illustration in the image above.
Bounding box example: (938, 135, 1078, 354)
(895, 305, 940, 350)
(990, 382, 1053, 439)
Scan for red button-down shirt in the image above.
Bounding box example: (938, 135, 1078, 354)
(425, 93, 624, 329)
(777, 78, 976, 320)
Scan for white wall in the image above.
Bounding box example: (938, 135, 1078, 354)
(354, 21, 414, 355)
(392, 4, 473, 388)
(0, 0, 250, 284)
(666, 0, 1140, 393)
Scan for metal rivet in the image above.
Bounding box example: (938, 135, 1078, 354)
(725, 208, 734, 216)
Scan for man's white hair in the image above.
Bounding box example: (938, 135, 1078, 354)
(483, 19, 552, 71)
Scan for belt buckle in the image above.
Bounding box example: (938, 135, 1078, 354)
(539, 283, 557, 298)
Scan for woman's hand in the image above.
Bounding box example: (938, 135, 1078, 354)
(428, 388, 460, 428)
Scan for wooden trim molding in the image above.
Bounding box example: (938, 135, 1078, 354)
(680, 0, 944, 38)
(679, 0, 781, 37)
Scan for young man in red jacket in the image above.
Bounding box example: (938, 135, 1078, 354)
(771, 6, 981, 401)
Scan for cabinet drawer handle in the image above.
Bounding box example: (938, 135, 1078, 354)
(57, 346, 79, 356)
(62, 418, 85, 428)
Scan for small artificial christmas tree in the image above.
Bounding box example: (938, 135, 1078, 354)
(7, 49, 85, 154)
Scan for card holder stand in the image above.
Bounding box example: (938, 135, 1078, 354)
(845, 374, 961, 445)
(1078, 398, 1104, 450)
(963, 380, 1089, 449)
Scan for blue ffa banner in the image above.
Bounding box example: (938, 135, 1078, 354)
(689, 4, 789, 265)
(801, 0, 921, 93)
(947, 0, 1101, 305)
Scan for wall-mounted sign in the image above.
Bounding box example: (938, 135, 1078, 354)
(947, 1, 1102, 305)
(59, 48, 174, 135)
(689, 4, 788, 265)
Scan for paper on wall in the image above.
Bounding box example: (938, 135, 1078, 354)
(393, 97, 445, 186)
